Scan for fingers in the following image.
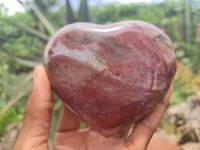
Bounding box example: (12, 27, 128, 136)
(13, 66, 54, 150)
(51, 104, 81, 150)
(56, 103, 80, 132)
(125, 86, 172, 150)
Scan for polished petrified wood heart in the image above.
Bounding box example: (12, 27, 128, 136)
(44, 21, 177, 137)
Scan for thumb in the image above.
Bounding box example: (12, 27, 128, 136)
(13, 66, 54, 150)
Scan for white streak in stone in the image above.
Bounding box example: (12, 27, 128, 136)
(152, 62, 166, 90)
(141, 72, 153, 89)
(152, 70, 159, 90)
(52, 42, 106, 71)
(91, 26, 123, 33)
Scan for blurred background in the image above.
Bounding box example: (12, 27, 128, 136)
(0, 0, 200, 149)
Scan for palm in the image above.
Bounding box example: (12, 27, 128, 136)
(52, 128, 130, 150)
(51, 105, 128, 150)
(51, 85, 172, 150)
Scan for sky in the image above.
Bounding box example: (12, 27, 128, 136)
(1, 0, 163, 16)
(1, 0, 25, 15)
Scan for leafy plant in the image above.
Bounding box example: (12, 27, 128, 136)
(0, 106, 24, 141)
(171, 62, 200, 105)
(0, 0, 90, 140)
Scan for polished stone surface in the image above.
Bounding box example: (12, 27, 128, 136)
(44, 21, 177, 137)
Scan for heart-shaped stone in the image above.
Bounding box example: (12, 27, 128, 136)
(44, 21, 177, 137)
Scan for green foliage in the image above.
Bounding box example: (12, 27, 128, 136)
(0, 50, 32, 139)
(171, 79, 189, 105)
(0, 12, 45, 57)
(48, 99, 62, 143)
(94, 1, 182, 25)
(0, 106, 24, 141)
(170, 62, 200, 105)
(94, 4, 118, 23)
(174, 42, 200, 73)
(48, 5, 67, 27)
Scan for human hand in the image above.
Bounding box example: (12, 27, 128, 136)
(13, 66, 172, 150)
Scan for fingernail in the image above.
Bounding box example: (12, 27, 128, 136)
(33, 66, 42, 79)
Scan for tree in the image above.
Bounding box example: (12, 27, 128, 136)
(66, 0, 75, 23)
(185, 0, 192, 43)
(78, 0, 90, 22)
